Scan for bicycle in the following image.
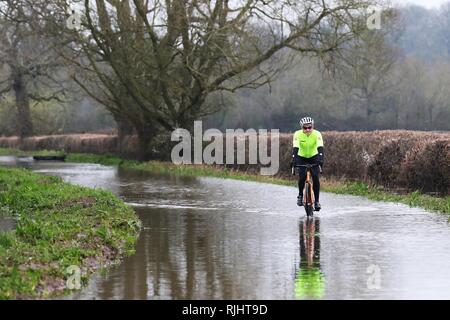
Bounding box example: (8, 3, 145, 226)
(292, 163, 322, 217)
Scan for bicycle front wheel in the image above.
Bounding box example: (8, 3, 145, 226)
(304, 184, 314, 217)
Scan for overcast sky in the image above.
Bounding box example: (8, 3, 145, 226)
(395, 0, 449, 9)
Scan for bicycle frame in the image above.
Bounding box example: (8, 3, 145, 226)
(294, 164, 321, 217)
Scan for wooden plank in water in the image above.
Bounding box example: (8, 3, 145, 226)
(32, 155, 66, 161)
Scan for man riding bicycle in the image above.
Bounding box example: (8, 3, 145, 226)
(292, 117, 324, 211)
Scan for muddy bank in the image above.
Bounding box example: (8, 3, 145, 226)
(0, 130, 448, 194)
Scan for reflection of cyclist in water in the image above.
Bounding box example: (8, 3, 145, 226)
(294, 217, 325, 299)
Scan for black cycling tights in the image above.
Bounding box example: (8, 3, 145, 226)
(297, 158, 320, 202)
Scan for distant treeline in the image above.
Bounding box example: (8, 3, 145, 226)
(204, 56, 450, 132)
(204, 4, 450, 132)
(0, 97, 115, 136)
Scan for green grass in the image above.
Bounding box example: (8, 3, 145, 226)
(0, 148, 65, 157)
(328, 181, 450, 215)
(66, 153, 126, 166)
(0, 166, 141, 299)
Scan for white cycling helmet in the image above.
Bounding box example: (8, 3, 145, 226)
(299, 116, 314, 127)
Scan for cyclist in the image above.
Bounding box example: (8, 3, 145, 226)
(292, 117, 324, 211)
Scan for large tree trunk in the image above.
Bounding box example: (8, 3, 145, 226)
(115, 116, 135, 158)
(13, 72, 33, 138)
(136, 129, 155, 161)
(135, 121, 161, 161)
(135, 122, 173, 162)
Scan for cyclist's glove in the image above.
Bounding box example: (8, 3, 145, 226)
(292, 147, 300, 166)
(317, 146, 325, 167)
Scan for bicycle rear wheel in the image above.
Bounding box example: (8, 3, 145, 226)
(304, 184, 314, 217)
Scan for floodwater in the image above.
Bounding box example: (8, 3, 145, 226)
(1, 155, 450, 299)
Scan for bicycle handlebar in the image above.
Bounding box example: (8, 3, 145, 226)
(294, 164, 321, 168)
(292, 163, 323, 175)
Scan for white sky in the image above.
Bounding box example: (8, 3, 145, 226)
(394, 0, 449, 9)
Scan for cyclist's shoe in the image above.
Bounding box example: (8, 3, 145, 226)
(297, 196, 303, 206)
(314, 202, 321, 211)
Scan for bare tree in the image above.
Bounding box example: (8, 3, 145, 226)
(45, 0, 375, 159)
(415, 60, 450, 129)
(437, 2, 450, 58)
(328, 8, 401, 128)
(192, 4, 450, 132)
(0, 0, 69, 137)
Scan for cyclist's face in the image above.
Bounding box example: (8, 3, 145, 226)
(302, 124, 313, 135)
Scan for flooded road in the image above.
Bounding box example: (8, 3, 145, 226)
(1, 156, 450, 299)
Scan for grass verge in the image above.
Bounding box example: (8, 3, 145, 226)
(0, 148, 65, 157)
(0, 166, 141, 299)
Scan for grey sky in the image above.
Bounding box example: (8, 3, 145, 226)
(395, 0, 449, 9)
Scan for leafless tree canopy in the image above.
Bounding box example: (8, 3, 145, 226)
(38, 0, 373, 158)
(7, 1, 449, 159)
(0, 0, 71, 137)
